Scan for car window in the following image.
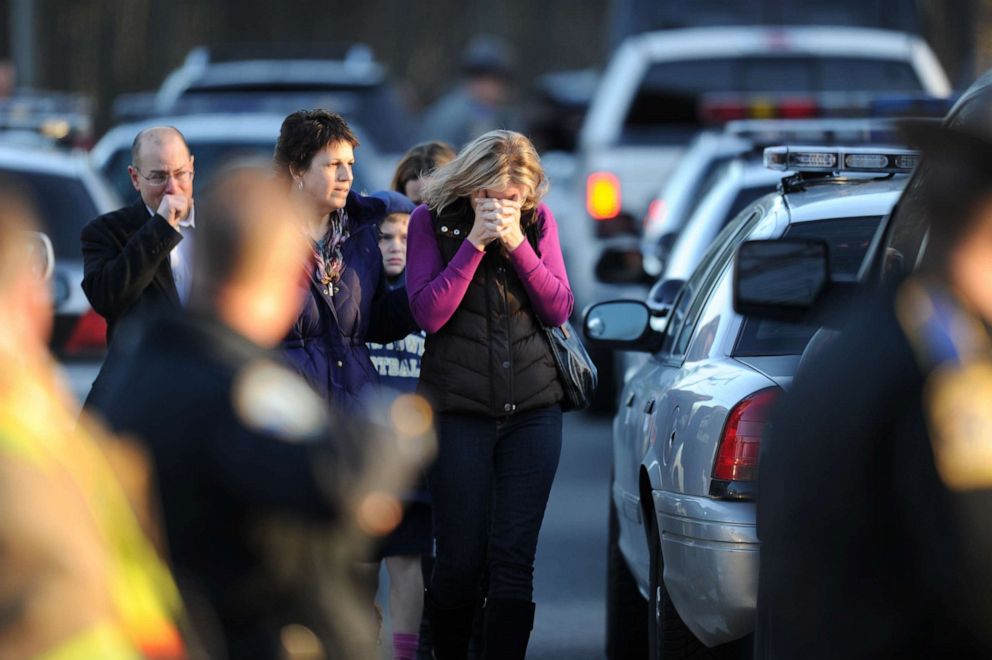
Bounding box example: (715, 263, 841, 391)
(684, 263, 733, 363)
(734, 215, 882, 357)
(622, 57, 924, 144)
(0, 169, 98, 259)
(661, 207, 764, 358)
(102, 141, 372, 203)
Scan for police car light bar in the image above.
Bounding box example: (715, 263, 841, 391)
(764, 146, 919, 174)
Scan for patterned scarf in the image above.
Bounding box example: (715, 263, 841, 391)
(312, 208, 350, 288)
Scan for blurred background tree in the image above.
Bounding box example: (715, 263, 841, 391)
(0, 0, 984, 132)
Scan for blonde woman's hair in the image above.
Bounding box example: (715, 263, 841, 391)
(423, 130, 548, 215)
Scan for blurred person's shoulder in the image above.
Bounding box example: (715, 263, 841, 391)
(791, 279, 922, 402)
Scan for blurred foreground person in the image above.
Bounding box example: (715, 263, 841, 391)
(81, 126, 196, 414)
(407, 131, 573, 660)
(101, 167, 431, 659)
(0, 193, 184, 657)
(755, 121, 992, 658)
(391, 141, 456, 205)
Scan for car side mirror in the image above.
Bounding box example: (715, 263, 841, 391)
(733, 239, 829, 321)
(647, 278, 684, 316)
(595, 240, 653, 285)
(583, 300, 662, 353)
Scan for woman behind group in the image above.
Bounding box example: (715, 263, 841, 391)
(273, 109, 416, 409)
(406, 130, 573, 660)
(392, 140, 457, 204)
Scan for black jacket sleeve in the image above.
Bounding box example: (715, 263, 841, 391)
(367, 265, 419, 344)
(80, 212, 182, 319)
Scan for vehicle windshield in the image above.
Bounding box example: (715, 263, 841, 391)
(734, 215, 882, 356)
(101, 141, 372, 203)
(0, 169, 99, 260)
(623, 57, 925, 144)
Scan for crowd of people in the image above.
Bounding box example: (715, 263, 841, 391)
(0, 104, 574, 660)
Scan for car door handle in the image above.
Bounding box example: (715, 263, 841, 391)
(643, 399, 655, 414)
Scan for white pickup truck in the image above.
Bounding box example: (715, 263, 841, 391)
(576, 26, 951, 240)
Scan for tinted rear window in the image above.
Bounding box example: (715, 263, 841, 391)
(734, 215, 881, 356)
(624, 57, 923, 143)
(0, 170, 97, 260)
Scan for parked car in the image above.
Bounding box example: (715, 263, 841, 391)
(579, 25, 950, 239)
(90, 112, 386, 205)
(586, 146, 916, 659)
(736, 70, 992, 315)
(0, 143, 120, 401)
(146, 44, 416, 155)
(640, 117, 911, 278)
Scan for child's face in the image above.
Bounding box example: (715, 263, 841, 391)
(379, 214, 410, 277)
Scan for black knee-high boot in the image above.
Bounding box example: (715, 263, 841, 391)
(482, 599, 535, 660)
(429, 592, 477, 660)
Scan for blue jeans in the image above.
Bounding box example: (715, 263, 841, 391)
(429, 405, 563, 606)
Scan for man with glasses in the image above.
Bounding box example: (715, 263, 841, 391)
(80, 126, 196, 415)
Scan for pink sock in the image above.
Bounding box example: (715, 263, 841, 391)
(392, 632, 419, 660)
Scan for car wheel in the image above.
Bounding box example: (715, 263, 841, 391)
(648, 522, 713, 660)
(606, 496, 647, 659)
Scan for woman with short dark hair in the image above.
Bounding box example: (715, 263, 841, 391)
(274, 109, 415, 409)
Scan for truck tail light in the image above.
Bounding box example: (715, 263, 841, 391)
(63, 309, 107, 357)
(713, 388, 779, 482)
(587, 172, 622, 220)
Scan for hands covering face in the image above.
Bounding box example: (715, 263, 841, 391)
(468, 196, 525, 251)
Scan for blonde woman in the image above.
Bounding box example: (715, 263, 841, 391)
(406, 130, 573, 660)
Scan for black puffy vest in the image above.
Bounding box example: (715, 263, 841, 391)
(418, 199, 563, 417)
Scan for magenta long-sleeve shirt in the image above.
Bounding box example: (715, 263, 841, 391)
(406, 202, 574, 334)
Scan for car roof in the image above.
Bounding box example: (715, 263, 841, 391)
(91, 112, 377, 166)
(783, 174, 908, 223)
(0, 143, 92, 176)
(630, 25, 925, 60)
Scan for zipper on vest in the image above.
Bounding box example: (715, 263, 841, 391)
(498, 263, 516, 414)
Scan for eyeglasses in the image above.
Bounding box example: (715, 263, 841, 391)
(133, 163, 194, 186)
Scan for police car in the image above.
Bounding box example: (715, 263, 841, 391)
(584, 146, 916, 659)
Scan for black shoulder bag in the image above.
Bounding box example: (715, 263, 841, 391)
(525, 214, 598, 411)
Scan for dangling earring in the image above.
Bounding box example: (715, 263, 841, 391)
(297, 180, 304, 192)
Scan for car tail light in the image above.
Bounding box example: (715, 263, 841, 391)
(586, 172, 622, 220)
(713, 388, 779, 481)
(63, 309, 107, 357)
(643, 199, 667, 233)
(778, 97, 818, 119)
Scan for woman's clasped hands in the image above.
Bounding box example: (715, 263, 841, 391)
(468, 195, 525, 251)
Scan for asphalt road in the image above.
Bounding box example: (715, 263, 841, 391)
(530, 412, 612, 659)
(376, 411, 614, 659)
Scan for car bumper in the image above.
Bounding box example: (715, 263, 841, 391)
(653, 490, 758, 648)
